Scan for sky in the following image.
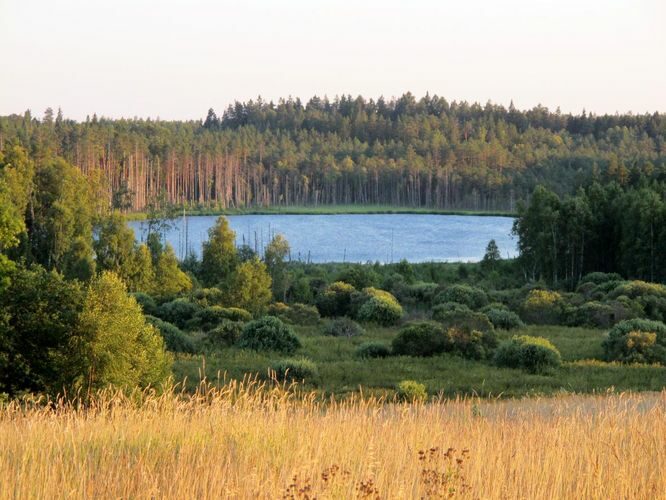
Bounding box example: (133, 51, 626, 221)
(1, 0, 665, 121)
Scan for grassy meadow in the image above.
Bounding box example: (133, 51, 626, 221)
(1, 382, 663, 499)
(174, 323, 666, 398)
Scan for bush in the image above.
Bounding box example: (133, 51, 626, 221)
(269, 302, 320, 325)
(433, 308, 494, 333)
(568, 301, 616, 328)
(336, 265, 380, 290)
(609, 280, 666, 300)
(444, 327, 497, 360)
(145, 315, 196, 353)
(324, 317, 365, 337)
(602, 319, 666, 364)
(157, 298, 201, 329)
(521, 289, 563, 325)
(188, 305, 251, 331)
(392, 322, 446, 357)
(396, 380, 427, 402)
(205, 319, 244, 347)
(270, 358, 318, 381)
(494, 335, 562, 373)
(485, 308, 524, 330)
(355, 342, 391, 359)
(431, 302, 472, 318)
(316, 281, 356, 317)
(355, 287, 403, 325)
(579, 272, 623, 286)
(434, 284, 488, 310)
(237, 316, 301, 353)
(192, 287, 225, 307)
(131, 292, 158, 316)
(399, 282, 439, 305)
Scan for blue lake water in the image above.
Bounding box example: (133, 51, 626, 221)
(129, 214, 517, 263)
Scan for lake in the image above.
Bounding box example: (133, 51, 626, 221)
(129, 214, 517, 263)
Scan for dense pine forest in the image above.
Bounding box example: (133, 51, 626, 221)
(1, 93, 665, 211)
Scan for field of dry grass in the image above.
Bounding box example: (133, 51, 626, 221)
(1, 381, 664, 499)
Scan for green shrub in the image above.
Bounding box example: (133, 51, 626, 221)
(355, 287, 403, 325)
(205, 319, 244, 347)
(131, 292, 158, 316)
(432, 302, 472, 317)
(145, 315, 196, 353)
(520, 289, 563, 325)
(355, 342, 391, 359)
(602, 319, 666, 364)
(188, 305, 251, 331)
(270, 358, 318, 381)
(396, 380, 427, 402)
(157, 298, 201, 328)
(494, 335, 562, 373)
(609, 280, 666, 300)
(237, 316, 301, 353)
(400, 282, 439, 305)
(443, 327, 497, 360)
(579, 272, 623, 285)
(324, 317, 365, 337)
(336, 265, 380, 290)
(316, 281, 356, 317)
(485, 308, 524, 330)
(434, 284, 488, 310)
(433, 308, 494, 333)
(568, 301, 616, 328)
(192, 287, 225, 307)
(277, 304, 320, 325)
(392, 321, 446, 357)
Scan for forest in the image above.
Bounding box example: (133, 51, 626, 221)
(0, 94, 664, 212)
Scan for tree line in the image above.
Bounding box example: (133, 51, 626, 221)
(513, 182, 666, 285)
(0, 94, 664, 212)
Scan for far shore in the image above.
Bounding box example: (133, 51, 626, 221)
(124, 204, 516, 220)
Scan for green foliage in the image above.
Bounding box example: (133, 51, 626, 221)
(152, 244, 192, 297)
(157, 298, 201, 329)
(264, 234, 291, 301)
(485, 308, 524, 330)
(0, 265, 84, 396)
(270, 358, 318, 381)
(481, 239, 501, 270)
(435, 284, 488, 310)
(396, 380, 427, 402)
(602, 319, 666, 364)
(145, 315, 196, 354)
(205, 320, 244, 348)
(521, 289, 563, 325)
(494, 335, 562, 374)
(237, 316, 301, 354)
(76, 272, 172, 390)
(131, 292, 159, 316)
(225, 257, 272, 315)
(268, 302, 320, 325)
(355, 342, 391, 359)
(431, 302, 472, 318)
(324, 317, 365, 338)
(187, 305, 251, 332)
(192, 287, 226, 307)
(316, 281, 356, 317)
(579, 272, 623, 286)
(433, 308, 494, 334)
(355, 287, 403, 326)
(201, 216, 237, 287)
(568, 301, 616, 328)
(336, 264, 380, 290)
(444, 327, 497, 360)
(392, 321, 446, 357)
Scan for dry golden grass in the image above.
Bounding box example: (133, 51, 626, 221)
(0, 380, 664, 499)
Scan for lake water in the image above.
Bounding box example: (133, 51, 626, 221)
(129, 214, 517, 263)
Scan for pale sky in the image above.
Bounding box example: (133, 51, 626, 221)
(1, 0, 664, 121)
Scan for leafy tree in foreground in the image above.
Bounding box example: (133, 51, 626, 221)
(75, 271, 172, 391)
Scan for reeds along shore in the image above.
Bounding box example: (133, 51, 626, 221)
(0, 380, 664, 499)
